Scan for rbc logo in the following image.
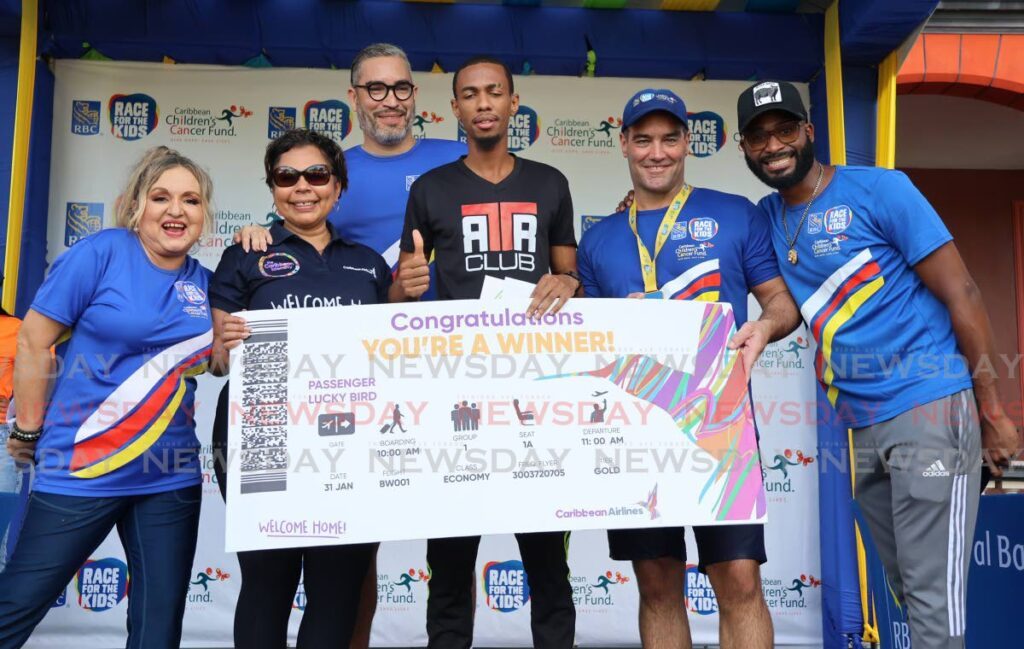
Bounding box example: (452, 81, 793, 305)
(483, 560, 531, 612)
(268, 106, 296, 139)
(77, 558, 129, 612)
(65, 202, 103, 247)
(686, 111, 726, 158)
(303, 100, 352, 144)
(71, 100, 100, 135)
(108, 93, 158, 140)
(684, 564, 718, 615)
(458, 105, 539, 152)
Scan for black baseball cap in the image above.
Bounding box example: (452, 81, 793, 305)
(737, 81, 808, 133)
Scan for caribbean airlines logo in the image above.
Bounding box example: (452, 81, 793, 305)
(268, 106, 297, 139)
(461, 201, 538, 274)
(685, 564, 718, 616)
(304, 99, 352, 144)
(71, 100, 101, 135)
(459, 105, 539, 152)
(483, 560, 531, 612)
(77, 558, 130, 612)
(686, 111, 727, 158)
(637, 483, 660, 520)
(109, 93, 158, 140)
(412, 110, 446, 138)
(65, 202, 103, 247)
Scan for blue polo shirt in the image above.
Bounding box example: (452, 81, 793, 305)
(29, 228, 212, 496)
(210, 222, 391, 312)
(578, 187, 780, 326)
(330, 138, 466, 269)
(758, 166, 970, 428)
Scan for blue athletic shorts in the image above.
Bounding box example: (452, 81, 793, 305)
(607, 524, 767, 573)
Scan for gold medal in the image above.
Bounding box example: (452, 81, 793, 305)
(787, 249, 798, 265)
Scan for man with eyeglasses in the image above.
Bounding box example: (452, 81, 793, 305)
(736, 80, 1021, 649)
(578, 88, 800, 649)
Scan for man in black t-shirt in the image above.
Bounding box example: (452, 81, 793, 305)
(395, 56, 579, 649)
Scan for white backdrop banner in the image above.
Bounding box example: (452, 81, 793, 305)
(34, 59, 822, 647)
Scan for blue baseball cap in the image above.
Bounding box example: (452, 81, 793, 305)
(622, 89, 688, 130)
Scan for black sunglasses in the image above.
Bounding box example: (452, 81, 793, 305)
(353, 81, 415, 102)
(271, 164, 333, 188)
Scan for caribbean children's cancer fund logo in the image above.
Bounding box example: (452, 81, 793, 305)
(109, 93, 158, 140)
(187, 566, 230, 606)
(755, 329, 810, 377)
(762, 449, 815, 501)
(412, 110, 446, 139)
(459, 105, 539, 152)
(546, 115, 622, 152)
(304, 99, 353, 144)
(686, 111, 727, 158)
(571, 569, 631, 609)
(483, 560, 531, 613)
(762, 573, 821, 613)
(378, 567, 431, 607)
(77, 558, 130, 612)
(685, 564, 718, 616)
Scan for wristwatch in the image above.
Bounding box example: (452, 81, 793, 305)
(9, 421, 43, 443)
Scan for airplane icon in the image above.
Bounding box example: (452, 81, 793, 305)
(318, 413, 355, 436)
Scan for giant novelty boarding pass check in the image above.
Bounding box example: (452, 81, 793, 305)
(225, 299, 766, 551)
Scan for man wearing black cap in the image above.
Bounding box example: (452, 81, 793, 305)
(736, 80, 1021, 648)
(578, 88, 800, 649)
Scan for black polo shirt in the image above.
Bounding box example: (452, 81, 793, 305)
(210, 222, 391, 313)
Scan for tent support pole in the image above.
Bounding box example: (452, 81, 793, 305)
(876, 50, 899, 169)
(4, 0, 39, 313)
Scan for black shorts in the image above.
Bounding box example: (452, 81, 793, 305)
(607, 524, 766, 573)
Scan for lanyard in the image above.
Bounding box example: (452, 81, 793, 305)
(628, 184, 693, 293)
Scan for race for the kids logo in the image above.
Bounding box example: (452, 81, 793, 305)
(268, 106, 297, 139)
(483, 559, 531, 612)
(165, 103, 253, 139)
(293, 582, 306, 611)
(174, 280, 209, 319)
(546, 115, 622, 153)
(458, 105, 539, 152)
(824, 205, 854, 234)
(77, 558, 130, 612)
(187, 566, 231, 606)
(688, 217, 719, 242)
(304, 99, 353, 144)
(685, 564, 718, 616)
(71, 100, 101, 135)
(109, 93, 158, 140)
(413, 110, 446, 138)
(378, 567, 431, 607)
(65, 202, 103, 247)
(687, 111, 726, 158)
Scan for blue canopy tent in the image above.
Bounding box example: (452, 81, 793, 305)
(0, 1, 939, 646)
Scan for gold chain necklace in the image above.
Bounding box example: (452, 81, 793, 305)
(782, 162, 824, 265)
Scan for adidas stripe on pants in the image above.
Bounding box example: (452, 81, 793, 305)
(852, 389, 981, 649)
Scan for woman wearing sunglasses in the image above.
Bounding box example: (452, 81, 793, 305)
(208, 128, 423, 648)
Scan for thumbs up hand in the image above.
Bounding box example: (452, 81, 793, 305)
(394, 229, 430, 300)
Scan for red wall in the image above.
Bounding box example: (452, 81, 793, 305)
(902, 169, 1024, 425)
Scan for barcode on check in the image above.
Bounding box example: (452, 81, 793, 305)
(240, 319, 289, 494)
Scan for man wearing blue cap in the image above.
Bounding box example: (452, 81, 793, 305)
(578, 89, 800, 649)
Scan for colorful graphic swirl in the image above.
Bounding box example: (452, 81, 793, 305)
(544, 303, 765, 521)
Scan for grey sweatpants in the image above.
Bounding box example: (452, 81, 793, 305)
(852, 389, 981, 649)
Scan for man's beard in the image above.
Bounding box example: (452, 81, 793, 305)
(356, 105, 411, 147)
(473, 132, 504, 151)
(745, 139, 815, 190)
